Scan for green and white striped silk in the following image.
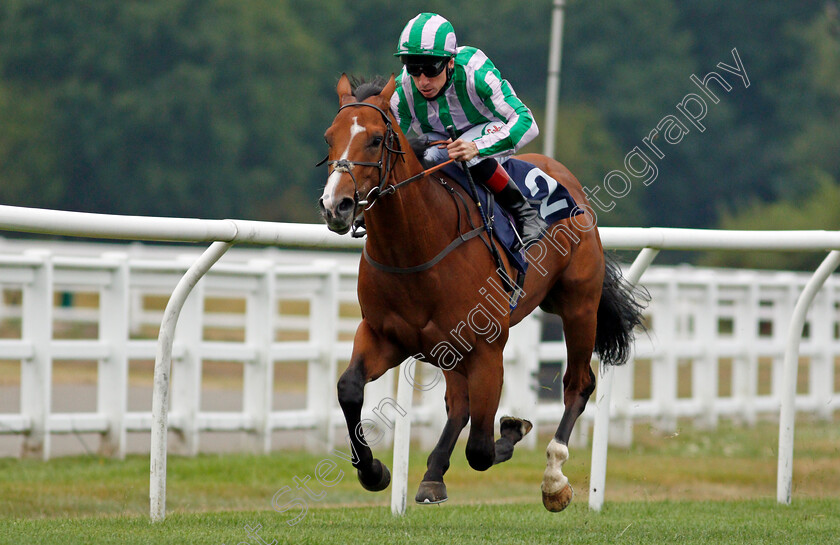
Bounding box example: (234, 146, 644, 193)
(391, 47, 539, 159)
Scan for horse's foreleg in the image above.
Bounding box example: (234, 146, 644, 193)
(416, 370, 470, 504)
(337, 321, 402, 492)
(542, 305, 597, 512)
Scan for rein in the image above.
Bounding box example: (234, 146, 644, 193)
(376, 157, 456, 201)
(362, 176, 486, 274)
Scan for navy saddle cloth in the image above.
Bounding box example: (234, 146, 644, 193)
(439, 157, 582, 274)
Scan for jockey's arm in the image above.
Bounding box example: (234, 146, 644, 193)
(471, 68, 539, 159)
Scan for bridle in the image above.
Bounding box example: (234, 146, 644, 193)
(317, 102, 404, 211)
(317, 101, 456, 212)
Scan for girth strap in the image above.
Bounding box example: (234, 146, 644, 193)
(362, 226, 484, 274)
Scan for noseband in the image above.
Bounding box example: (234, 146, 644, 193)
(318, 102, 404, 210)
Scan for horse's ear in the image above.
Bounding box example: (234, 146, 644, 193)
(337, 73, 354, 106)
(378, 74, 396, 103)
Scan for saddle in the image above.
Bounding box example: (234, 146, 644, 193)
(435, 157, 582, 274)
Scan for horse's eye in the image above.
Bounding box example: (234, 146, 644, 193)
(370, 135, 384, 148)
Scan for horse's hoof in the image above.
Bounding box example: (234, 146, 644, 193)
(357, 459, 391, 492)
(500, 416, 533, 440)
(415, 481, 448, 504)
(542, 483, 574, 512)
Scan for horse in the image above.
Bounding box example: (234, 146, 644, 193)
(317, 73, 644, 511)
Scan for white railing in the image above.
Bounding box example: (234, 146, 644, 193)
(0, 249, 353, 454)
(6, 244, 836, 455)
(0, 204, 837, 520)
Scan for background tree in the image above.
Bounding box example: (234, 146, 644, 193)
(0, 0, 333, 221)
(700, 4, 840, 269)
(0, 82, 62, 208)
(0, 0, 837, 257)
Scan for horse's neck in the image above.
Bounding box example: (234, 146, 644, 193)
(363, 154, 457, 268)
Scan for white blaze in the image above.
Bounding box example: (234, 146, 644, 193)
(322, 116, 366, 211)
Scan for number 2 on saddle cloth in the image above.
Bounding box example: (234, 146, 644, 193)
(437, 157, 583, 278)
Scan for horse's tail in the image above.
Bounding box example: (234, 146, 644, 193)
(594, 254, 648, 366)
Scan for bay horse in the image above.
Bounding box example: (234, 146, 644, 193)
(317, 74, 644, 511)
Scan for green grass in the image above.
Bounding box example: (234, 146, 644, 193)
(2, 500, 839, 545)
(1, 418, 838, 544)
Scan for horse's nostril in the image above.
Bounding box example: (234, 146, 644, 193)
(337, 197, 355, 215)
(318, 198, 332, 219)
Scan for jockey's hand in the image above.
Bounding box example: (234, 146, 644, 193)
(446, 139, 479, 162)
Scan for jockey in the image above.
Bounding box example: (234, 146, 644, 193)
(390, 12, 547, 247)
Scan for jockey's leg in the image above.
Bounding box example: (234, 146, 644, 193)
(469, 158, 547, 248)
(419, 132, 451, 162)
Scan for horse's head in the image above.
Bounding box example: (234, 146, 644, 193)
(318, 74, 398, 234)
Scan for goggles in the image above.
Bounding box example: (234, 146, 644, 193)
(404, 57, 449, 78)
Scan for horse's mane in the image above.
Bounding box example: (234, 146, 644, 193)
(348, 75, 388, 101)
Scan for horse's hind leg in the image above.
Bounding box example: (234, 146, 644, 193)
(416, 370, 469, 504)
(541, 285, 600, 512)
(464, 347, 505, 472)
(337, 320, 403, 492)
(416, 365, 533, 504)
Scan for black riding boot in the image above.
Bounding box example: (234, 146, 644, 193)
(495, 178, 548, 248)
(469, 159, 547, 248)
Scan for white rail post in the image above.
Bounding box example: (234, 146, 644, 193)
(652, 279, 678, 434)
(589, 247, 658, 511)
(98, 252, 130, 458)
(391, 356, 417, 516)
(150, 241, 232, 522)
(169, 255, 206, 456)
(129, 288, 145, 337)
(607, 265, 639, 448)
(752, 284, 761, 426)
(306, 261, 339, 452)
(808, 282, 833, 421)
(768, 281, 787, 406)
(777, 250, 840, 505)
(243, 258, 276, 454)
(609, 346, 635, 448)
(777, 279, 801, 402)
(741, 283, 761, 426)
(20, 250, 53, 460)
(694, 276, 719, 430)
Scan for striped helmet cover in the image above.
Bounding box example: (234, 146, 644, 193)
(395, 13, 458, 57)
